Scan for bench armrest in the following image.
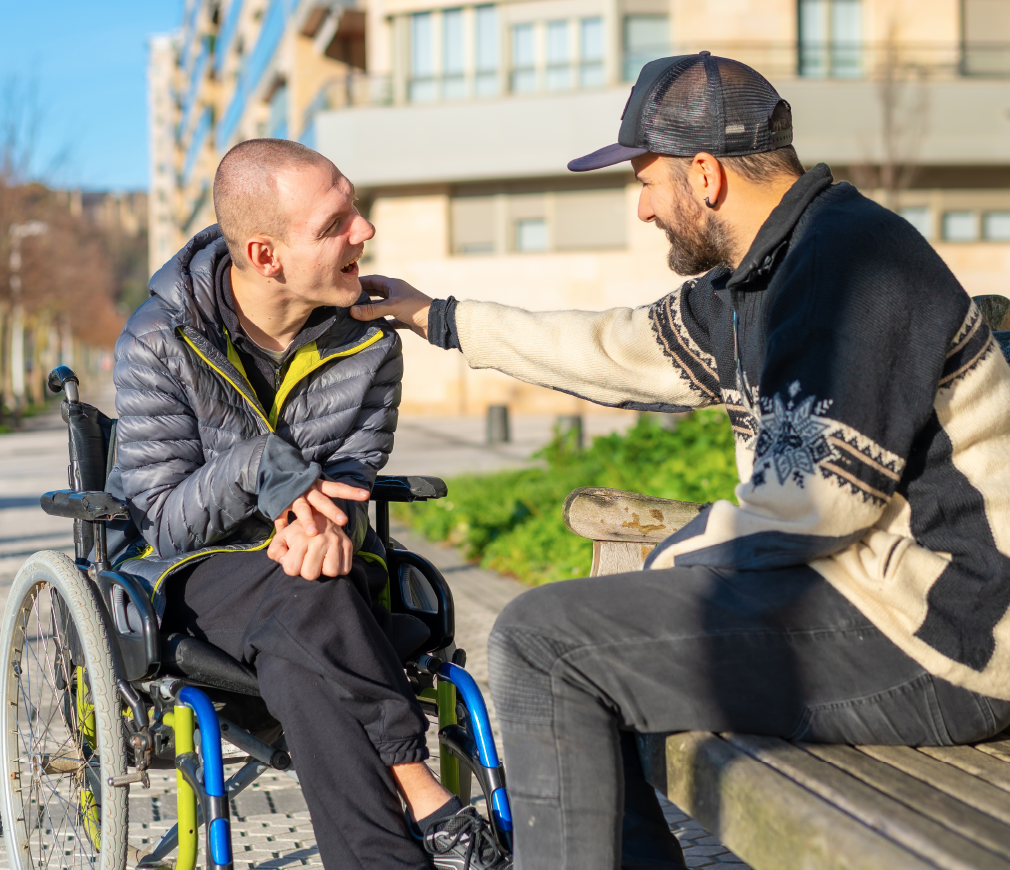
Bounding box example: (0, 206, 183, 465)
(563, 487, 705, 544)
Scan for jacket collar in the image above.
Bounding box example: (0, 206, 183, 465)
(726, 163, 834, 290)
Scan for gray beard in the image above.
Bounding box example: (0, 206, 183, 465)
(656, 204, 737, 276)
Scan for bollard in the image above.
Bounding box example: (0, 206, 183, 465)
(487, 405, 510, 444)
(556, 414, 584, 449)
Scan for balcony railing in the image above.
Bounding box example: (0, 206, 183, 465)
(678, 41, 1010, 80)
(295, 40, 1010, 138)
(300, 73, 394, 141)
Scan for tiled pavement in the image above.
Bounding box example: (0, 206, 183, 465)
(0, 401, 749, 868)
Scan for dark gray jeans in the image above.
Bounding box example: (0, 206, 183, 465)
(487, 564, 1010, 870)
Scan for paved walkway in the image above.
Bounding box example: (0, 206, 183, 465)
(0, 400, 748, 869)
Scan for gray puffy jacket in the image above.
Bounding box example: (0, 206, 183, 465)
(108, 226, 401, 616)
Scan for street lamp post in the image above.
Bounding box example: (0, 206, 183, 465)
(9, 221, 48, 415)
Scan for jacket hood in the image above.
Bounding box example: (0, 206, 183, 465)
(148, 224, 227, 332)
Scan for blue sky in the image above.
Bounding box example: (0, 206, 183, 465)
(0, 1, 182, 191)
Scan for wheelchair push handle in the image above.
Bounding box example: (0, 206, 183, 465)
(48, 365, 80, 403)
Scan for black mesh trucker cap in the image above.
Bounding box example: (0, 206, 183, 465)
(569, 51, 793, 172)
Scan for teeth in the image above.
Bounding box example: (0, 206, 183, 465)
(341, 253, 361, 272)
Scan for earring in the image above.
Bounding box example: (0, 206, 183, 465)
(704, 196, 716, 209)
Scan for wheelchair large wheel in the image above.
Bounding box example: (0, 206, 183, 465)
(0, 551, 128, 869)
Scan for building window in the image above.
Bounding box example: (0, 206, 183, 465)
(898, 206, 932, 240)
(475, 5, 500, 96)
(942, 211, 978, 241)
(983, 212, 1010, 241)
(409, 12, 436, 102)
(511, 23, 537, 93)
(451, 187, 626, 255)
(546, 21, 571, 91)
(516, 218, 549, 252)
(580, 18, 605, 88)
(963, 0, 1010, 76)
(798, 0, 863, 79)
(451, 196, 497, 254)
(443, 9, 466, 99)
(623, 15, 669, 82)
(554, 189, 626, 250)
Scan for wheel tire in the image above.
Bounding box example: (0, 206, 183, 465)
(0, 551, 128, 869)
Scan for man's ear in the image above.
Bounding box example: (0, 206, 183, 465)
(245, 236, 283, 279)
(691, 152, 725, 208)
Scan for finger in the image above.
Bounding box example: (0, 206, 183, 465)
(290, 496, 318, 536)
(305, 490, 349, 525)
(274, 512, 290, 533)
(341, 536, 354, 576)
(350, 300, 395, 321)
(317, 481, 371, 502)
(301, 537, 326, 581)
(358, 275, 391, 298)
(267, 535, 288, 561)
(322, 540, 341, 578)
(283, 533, 309, 577)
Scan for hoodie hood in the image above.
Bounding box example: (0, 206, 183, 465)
(148, 224, 227, 334)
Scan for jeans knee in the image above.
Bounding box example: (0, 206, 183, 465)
(489, 597, 575, 727)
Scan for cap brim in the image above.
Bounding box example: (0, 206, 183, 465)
(567, 143, 648, 172)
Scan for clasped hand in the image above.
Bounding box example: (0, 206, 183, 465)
(266, 479, 369, 580)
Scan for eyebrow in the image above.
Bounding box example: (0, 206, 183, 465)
(316, 182, 357, 237)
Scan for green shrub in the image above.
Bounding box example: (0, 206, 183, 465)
(393, 409, 738, 585)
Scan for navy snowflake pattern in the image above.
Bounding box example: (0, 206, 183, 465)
(754, 390, 832, 487)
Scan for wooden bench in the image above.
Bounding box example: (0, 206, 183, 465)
(561, 295, 1010, 870)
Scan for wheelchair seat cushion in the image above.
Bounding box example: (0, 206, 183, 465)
(161, 633, 260, 696)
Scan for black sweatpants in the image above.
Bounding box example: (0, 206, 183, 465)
(162, 549, 431, 870)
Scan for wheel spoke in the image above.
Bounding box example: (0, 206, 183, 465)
(6, 581, 101, 867)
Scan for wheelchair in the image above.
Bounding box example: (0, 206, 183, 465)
(0, 366, 512, 870)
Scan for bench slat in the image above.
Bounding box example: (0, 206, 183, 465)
(803, 743, 1010, 864)
(642, 731, 939, 870)
(725, 734, 1010, 870)
(857, 745, 1010, 826)
(918, 745, 1010, 793)
(976, 737, 1010, 764)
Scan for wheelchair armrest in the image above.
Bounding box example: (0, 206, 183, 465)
(372, 475, 448, 502)
(41, 489, 129, 522)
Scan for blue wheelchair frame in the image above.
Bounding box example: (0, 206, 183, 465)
(39, 365, 512, 870)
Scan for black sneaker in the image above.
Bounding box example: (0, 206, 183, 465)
(423, 805, 512, 870)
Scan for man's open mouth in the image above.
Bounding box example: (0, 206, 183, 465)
(340, 252, 361, 273)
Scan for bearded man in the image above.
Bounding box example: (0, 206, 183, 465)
(352, 53, 1010, 870)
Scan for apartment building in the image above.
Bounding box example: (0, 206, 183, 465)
(151, 0, 1010, 414)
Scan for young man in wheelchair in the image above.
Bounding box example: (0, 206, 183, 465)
(108, 138, 510, 870)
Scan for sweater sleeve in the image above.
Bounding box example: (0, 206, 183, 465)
(646, 225, 977, 572)
(449, 281, 722, 412)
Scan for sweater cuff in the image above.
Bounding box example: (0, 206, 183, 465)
(256, 434, 321, 521)
(427, 297, 461, 350)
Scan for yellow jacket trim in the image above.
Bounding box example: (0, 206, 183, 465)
(150, 533, 275, 598)
(268, 331, 384, 428)
(180, 331, 271, 431)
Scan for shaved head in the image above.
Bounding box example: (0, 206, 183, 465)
(213, 138, 339, 269)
